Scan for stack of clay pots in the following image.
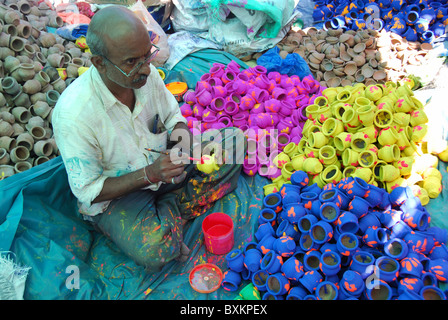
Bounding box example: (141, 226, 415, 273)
(269, 26, 432, 88)
(0, 0, 91, 179)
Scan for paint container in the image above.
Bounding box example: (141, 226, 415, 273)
(189, 263, 223, 293)
(202, 212, 234, 255)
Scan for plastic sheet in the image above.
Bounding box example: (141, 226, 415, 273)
(256, 46, 312, 78)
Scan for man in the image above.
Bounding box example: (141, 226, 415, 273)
(52, 6, 245, 272)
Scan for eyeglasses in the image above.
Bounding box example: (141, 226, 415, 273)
(102, 45, 160, 77)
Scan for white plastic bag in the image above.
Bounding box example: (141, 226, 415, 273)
(130, 0, 170, 67)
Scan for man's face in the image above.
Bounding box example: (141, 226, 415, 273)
(101, 23, 153, 90)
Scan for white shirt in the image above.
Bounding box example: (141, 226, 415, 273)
(52, 64, 187, 216)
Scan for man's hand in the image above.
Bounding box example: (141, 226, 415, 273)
(145, 152, 188, 184)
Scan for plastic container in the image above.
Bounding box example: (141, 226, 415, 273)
(165, 81, 188, 102)
(189, 263, 223, 293)
(202, 212, 234, 255)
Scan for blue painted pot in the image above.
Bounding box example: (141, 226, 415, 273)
(432, 21, 446, 37)
(348, 196, 370, 218)
(258, 208, 277, 226)
(358, 212, 381, 233)
(310, 220, 334, 244)
(262, 192, 282, 213)
(389, 185, 413, 207)
(398, 277, 424, 294)
(299, 233, 321, 251)
(286, 286, 308, 300)
(252, 269, 269, 291)
(301, 182, 322, 194)
(397, 288, 424, 300)
(282, 203, 307, 224)
(375, 256, 400, 282)
(243, 247, 263, 272)
(276, 220, 300, 241)
(222, 269, 242, 291)
(304, 250, 322, 272)
(384, 238, 409, 260)
(363, 185, 383, 208)
(430, 244, 448, 261)
(365, 279, 393, 300)
(256, 233, 276, 255)
(281, 256, 304, 281)
(390, 220, 412, 239)
(428, 258, 448, 282)
(254, 222, 275, 242)
(266, 272, 290, 296)
(315, 281, 339, 300)
(337, 232, 359, 256)
(319, 251, 341, 276)
(273, 235, 296, 258)
(319, 202, 340, 223)
(420, 30, 435, 43)
(379, 209, 403, 229)
(298, 214, 318, 233)
(399, 257, 423, 278)
(300, 191, 319, 211)
(345, 177, 369, 198)
(421, 272, 438, 287)
(404, 231, 435, 255)
(426, 226, 447, 246)
(226, 249, 245, 272)
(340, 270, 365, 297)
(349, 250, 375, 279)
(260, 250, 283, 274)
(299, 270, 323, 293)
(363, 226, 389, 248)
(402, 207, 430, 231)
(262, 292, 284, 300)
(336, 211, 359, 234)
(290, 170, 309, 187)
(420, 286, 447, 300)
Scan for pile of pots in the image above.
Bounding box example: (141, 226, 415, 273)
(0, 0, 91, 179)
(179, 60, 326, 178)
(221, 171, 448, 300)
(312, 0, 448, 43)
(263, 80, 444, 206)
(274, 26, 432, 88)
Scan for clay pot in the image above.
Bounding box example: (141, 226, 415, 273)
(0, 164, 15, 178)
(16, 131, 34, 151)
(45, 89, 60, 106)
(14, 161, 32, 173)
(10, 145, 30, 163)
(11, 63, 35, 82)
(28, 125, 46, 141)
(38, 32, 56, 48)
(33, 70, 50, 88)
(46, 53, 65, 68)
(0, 46, 14, 60)
(11, 106, 31, 124)
(50, 77, 66, 94)
(1, 76, 22, 96)
(0, 119, 14, 137)
(33, 139, 53, 157)
(9, 35, 26, 52)
(31, 101, 51, 119)
(0, 147, 10, 165)
(22, 79, 42, 95)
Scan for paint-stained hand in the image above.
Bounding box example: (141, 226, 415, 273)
(146, 152, 189, 184)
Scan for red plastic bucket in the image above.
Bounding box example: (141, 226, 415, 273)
(202, 212, 234, 255)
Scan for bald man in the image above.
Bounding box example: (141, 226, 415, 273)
(52, 6, 245, 272)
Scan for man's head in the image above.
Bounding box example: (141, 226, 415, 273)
(87, 6, 155, 90)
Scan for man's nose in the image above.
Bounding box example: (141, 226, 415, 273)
(139, 61, 151, 76)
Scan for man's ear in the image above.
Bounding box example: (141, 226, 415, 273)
(90, 55, 107, 73)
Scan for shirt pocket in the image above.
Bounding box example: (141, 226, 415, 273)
(146, 130, 168, 161)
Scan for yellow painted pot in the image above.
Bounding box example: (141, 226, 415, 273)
(378, 144, 400, 162)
